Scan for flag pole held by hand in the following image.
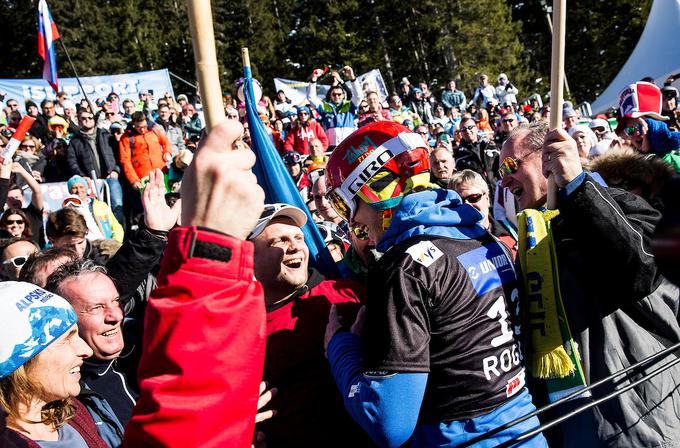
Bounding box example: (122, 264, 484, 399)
(547, 0, 566, 210)
(186, 0, 225, 132)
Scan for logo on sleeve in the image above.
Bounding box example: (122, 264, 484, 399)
(406, 241, 444, 268)
(457, 243, 515, 295)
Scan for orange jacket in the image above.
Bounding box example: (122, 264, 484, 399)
(119, 127, 171, 184)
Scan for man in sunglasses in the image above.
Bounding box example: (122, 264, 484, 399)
(456, 117, 500, 192)
(494, 111, 519, 147)
(501, 118, 680, 446)
(323, 121, 546, 447)
(0, 237, 39, 280)
(308, 65, 362, 149)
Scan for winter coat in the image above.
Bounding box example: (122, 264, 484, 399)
(532, 173, 680, 447)
(118, 126, 171, 184)
(123, 227, 265, 447)
(67, 128, 120, 178)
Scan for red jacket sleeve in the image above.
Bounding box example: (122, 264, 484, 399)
(124, 226, 266, 448)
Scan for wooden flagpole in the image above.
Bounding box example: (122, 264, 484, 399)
(546, 0, 566, 210)
(186, 0, 225, 132)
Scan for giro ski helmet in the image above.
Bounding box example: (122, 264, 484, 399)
(325, 121, 431, 228)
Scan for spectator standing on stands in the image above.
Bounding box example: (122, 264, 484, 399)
(67, 109, 124, 225)
(472, 74, 498, 109)
(308, 66, 362, 149)
(118, 112, 171, 192)
(441, 80, 466, 112)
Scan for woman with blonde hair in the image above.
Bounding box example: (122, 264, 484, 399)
(449, 169, 518, 257)
(0, 282, 108, 447)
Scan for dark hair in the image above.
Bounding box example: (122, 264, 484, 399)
(0, 209, 33, 239)
(131, 111, 146, 123)
(40, 99, 55, 108)
(18, 247, 78, 286)
(46, 208, 88, 239)
(25, 100, 38, 109)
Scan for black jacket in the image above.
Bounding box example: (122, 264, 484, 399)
(455, 138, 500, 188)
(67, 128, 120, 178)
(529, 174, 680, 447)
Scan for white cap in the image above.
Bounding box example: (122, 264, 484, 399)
(248, 203, 307, 240)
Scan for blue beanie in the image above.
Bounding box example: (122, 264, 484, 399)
(67, 175, 88, 193)
(644, 118, 680, 156)
(296, 105, 311, 115)
(0, 282, 78, 379)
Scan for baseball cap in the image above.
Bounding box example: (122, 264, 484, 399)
(248, 203, 307, 240)
(618, 81, 667, 121)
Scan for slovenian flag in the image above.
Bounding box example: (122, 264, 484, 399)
(37, 0, 60, 93)
(242, 62, 339, 278)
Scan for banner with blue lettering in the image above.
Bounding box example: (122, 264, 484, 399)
(0, 69, 174, 111)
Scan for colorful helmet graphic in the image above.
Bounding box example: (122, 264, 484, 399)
(325, 121, 430, 223)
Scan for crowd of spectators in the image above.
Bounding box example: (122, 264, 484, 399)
(0, 63, 679, 448)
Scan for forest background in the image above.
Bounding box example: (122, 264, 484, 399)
(0, 0, 652, 106)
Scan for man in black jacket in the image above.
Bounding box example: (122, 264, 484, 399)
(456, 117, 500, 193)
(500, 120, 680, 447)
(67, 108, 124, 224)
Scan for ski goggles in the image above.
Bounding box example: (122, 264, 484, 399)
(327, 132, 424, 222)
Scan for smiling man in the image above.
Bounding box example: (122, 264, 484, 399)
(500, 120, 680, 447)
(249, 203, 370, 447)
(45, 260, 132, 447)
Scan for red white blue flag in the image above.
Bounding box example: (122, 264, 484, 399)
(37, 0, 60, 93)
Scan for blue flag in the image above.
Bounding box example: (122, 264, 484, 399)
(242, 65, 339, 278)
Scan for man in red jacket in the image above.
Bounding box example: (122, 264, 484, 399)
(283, 106, 329, 155)
(248, 203, 372, 447)
(123, 120, 266, 447)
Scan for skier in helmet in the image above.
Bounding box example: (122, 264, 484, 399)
(323, 121, 547, 447)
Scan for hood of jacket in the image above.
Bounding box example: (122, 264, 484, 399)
(377, 188, 487, 252)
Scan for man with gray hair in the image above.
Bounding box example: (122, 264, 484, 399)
(45, 259, 129, 447)
(500, 120, 680, 446)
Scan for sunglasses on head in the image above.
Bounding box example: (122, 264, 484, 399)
(462, 192, 485, 204)
(2, 255, 28, 268)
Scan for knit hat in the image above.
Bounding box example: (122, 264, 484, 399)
(562, 102, 577, 119)
(0, 282, 78, 379)
(67, 175, 88, 193)
(296, 105, 311, 115)
(618, 81, 667, 121)
(568, 125, 598, 148)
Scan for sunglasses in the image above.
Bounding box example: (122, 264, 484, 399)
(80, 116, 94, 121)
(462, 192, 485, 204)
(20, 144, 36, 149)
(2, 255, 28, 268)
(6, 219, 24, 225)
(624, 124, 643, 137)
(461, 125, 476, 132)
(106, 112, 116, 116)
(498, 156, 521, 179)
(502, 119, 516, 123)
